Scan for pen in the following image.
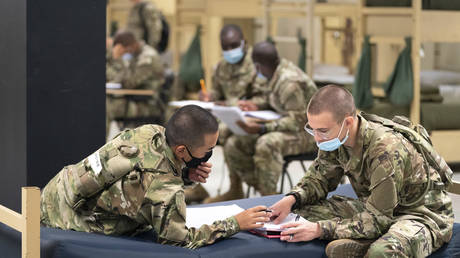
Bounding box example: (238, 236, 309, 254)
(200, 79, 207, 94)
(290, 214, 300, 240)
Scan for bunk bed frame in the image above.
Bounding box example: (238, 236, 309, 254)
(0, 187, 40, 258)
(356, 0, 460, 163)
(262, 0, 358, 77)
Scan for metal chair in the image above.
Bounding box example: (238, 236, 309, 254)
(245, 152, 317, 197)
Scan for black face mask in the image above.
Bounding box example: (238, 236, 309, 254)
(183, 146, 213, 168)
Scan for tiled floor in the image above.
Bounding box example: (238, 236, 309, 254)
(203, 146, 460, 223)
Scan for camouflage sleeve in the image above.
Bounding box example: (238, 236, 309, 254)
(122, 53, 164, 90)
(264, 81, 308, 132)
(141, 188, 240, 249)
(144, 4, 162, 47)
(249, 76, 270, 109)
(210, 65, 224, 101)
(106, 53, 125, 83)
(291, 150, 344, 205)
(317, 142, 404, 240)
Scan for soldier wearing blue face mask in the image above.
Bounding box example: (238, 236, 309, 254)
(269, 85, 453, 258)
(199, 24, 268, 107)
(190, 25, 269, 204)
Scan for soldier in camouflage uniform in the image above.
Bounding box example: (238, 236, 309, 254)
(106, 31, 165, 130)
(205, 42, 318, 203)
(270, 85, 454, 257)
(126, 0, 162, 50)
(41, 105, 271, 249)
(200, 24, 267, 107)
(187, 25, 268, 203)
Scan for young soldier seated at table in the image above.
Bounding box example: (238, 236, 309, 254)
(204, 41, 318, 203)
(106, 30, 165, 131)
(185, 24, 268, 204)
(270, 85, 454, 257)
(41, 105, 271, 249)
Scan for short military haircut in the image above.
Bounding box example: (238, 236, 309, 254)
(307, 85, 357, 123)
(165, 105, 219, 149)
(252, 41, 279, 67)
(113, 30, 137, 47)
(220, 24, 243, 39)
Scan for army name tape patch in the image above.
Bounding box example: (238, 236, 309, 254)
(88, 151, 103, 176)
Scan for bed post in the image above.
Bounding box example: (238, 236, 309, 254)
(22, 187, 40, 258)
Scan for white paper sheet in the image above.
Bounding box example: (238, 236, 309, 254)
(243, 110, 281, 121)
(186, 204, 245, 229)
(211, 106, 248, 135)
(169, 100, 215, 109)
(106, 82, 122, 89)
(256, 213, 308, 232)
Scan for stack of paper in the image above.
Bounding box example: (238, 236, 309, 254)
(252, 212, 307, 233)
(211, 106, 248, 135)
(169, 100, 215, 110)
(243, 110, 281, 121)
(186, 204, 244, 229)
(106, 83, 122, 89)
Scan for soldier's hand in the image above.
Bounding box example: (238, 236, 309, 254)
(270, 195, 296, 224)
(236, 120, 262, 134)
(188, 162, 212, 183)
(234, 206, 272, 231)
(279, 221, 322, 242)
(199, 90, 211, 102)
(112, 44, 125, 59)
(238, 100, 258, 111)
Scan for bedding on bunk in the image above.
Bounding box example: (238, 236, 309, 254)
(361, 100, 460, 131)
(366, 0, 460, 10)
(1, 184, 459, 258)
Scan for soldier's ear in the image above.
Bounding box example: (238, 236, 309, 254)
(173, 145, 187, 159)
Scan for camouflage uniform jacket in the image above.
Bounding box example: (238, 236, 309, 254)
(211, 47, 268, 106)
(106, 43, 165, 112)
(127, 1, 162, 48)
(40, 125, 239, 249)
(290, 114, 453, 248)
(257, 59, 317, 133)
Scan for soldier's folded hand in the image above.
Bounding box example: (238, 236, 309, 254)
(234, 205, 272, 231)
(188, 162, 212, 183)
(238, 100, 258, 111)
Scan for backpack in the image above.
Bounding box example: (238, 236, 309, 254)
(361, 112, 454, 206)
(139, 2, 170, 53)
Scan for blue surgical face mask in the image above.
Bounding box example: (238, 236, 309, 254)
(122, 52, 133, 61)
(316, 119, 349, 152)
(222, 40, 245, 64)
(257, 71, 267, 81)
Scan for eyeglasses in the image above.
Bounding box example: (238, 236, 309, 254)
(304, 123, 333, 140)
(304, 118, 347, 140)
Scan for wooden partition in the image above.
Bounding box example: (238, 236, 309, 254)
(0, 187, 40, 258)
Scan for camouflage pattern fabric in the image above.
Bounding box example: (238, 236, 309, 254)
(225, 59, 318, 195)
(290, 114, 453, 256)
(126, 1, 162, 48)
(40, 125, 239, 249)
(212, 46, 268, 145)
(106, 43, 165, 124)
(211, 47, 268, 106)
